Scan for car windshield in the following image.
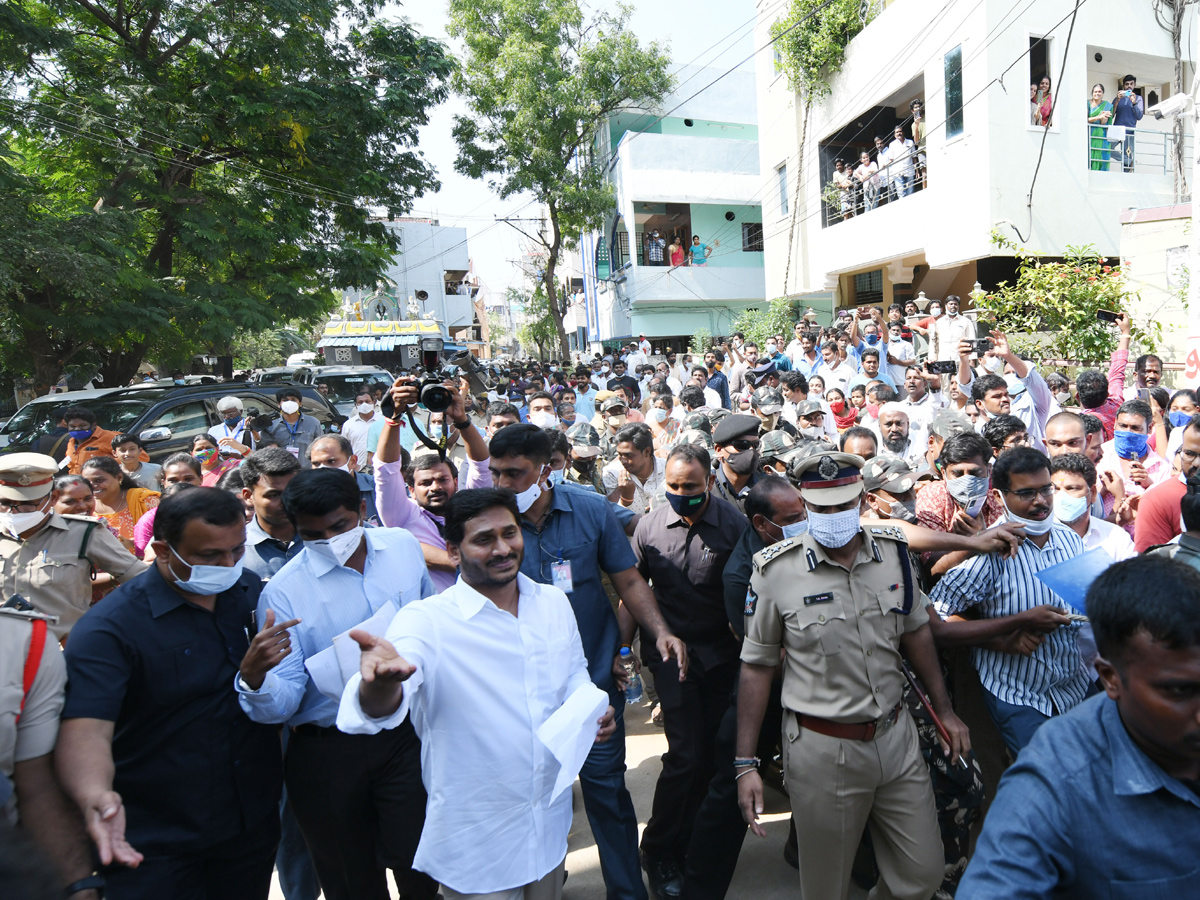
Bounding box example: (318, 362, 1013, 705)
(258, 371, 294, 384)
(315, 374, 384, 403)
(2, 397, 156, 445)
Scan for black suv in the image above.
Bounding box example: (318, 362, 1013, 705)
(0, 382, 345, 462)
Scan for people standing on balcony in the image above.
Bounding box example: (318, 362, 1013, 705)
(668, 237, 684, 267)
(1111, 75, 1144, 173)
(833, 158, 854, 221)
(854, 150, 880, 212)
(1088, 83, 1114, 171)
(1032, 76, 1053, 127)
(910, 99, 927, 187)
(689, 235, 714, 266)
(887, 126, 916, 199)
(646, 230, 666, 266)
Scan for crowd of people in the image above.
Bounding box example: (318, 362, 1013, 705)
(2, 298, 1199, 900)
(829, 100, 927, 221)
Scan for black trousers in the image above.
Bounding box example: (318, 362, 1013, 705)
(103, 819, 278, 900)
(640, 656, 739, 865)
(285, 721, 436, 900)
(679, 672, 784, 900)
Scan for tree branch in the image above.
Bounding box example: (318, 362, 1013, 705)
(153, 35, 193, 67)
(71, 0, 129, 40)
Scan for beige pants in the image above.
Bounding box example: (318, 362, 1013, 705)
(441, 859, 565, 900)
(783, 710, 942, 900)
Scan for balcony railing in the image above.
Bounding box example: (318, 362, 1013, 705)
(1088, 126, 1193, 175)
(822, 159, 926, 228)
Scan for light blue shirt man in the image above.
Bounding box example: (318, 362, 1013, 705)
(236, 527, 434, 726)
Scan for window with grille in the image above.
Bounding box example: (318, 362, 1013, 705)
(742, 222, 764, 252)
(854, 269, 884, 305)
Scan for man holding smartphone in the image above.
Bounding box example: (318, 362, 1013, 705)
(1111, 75, 1143, 173)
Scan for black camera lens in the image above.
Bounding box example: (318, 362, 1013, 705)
(420, 383, 453, 413)
(380, 393, 396, 420)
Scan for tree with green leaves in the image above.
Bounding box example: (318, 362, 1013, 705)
(1, 0, 452, 391)
(512, 286, 557, 361)
(731, 297, 798, 348)
(448, 0, 672, 358)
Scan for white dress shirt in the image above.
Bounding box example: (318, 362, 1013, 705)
(885, 339, 916, 387)
(818, 360, 857, 392)
(337, 574, 593, 895)
(901, 391, 947, 449)
(601, 455, 666, 514)
(237, 527, 434, 726)
(341, 412, 380, 464)
(933, 314, 974, 361)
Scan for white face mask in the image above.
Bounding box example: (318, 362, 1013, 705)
(280, 400, 301, 415)
(319, 462, 354, 475)
(607, 414, 626, 429)
(0, 500, 50, 539)
(356, 402, 375, 416)
(515, 470, 547, 512)
(805, 507, 861, 548)
(947, 308, 958, 318)
(766, 344, 778, 354)
(983, 356, 1005, 375)
(1053, 491, 1089, 524)
(307, 525, 364, 566)
(800, 425, 824, 440)
(168, 544, 245, 594)
(651, 408, 669, 424)
(530, 411, 558, 429)
(1003, 501, 1054, 536)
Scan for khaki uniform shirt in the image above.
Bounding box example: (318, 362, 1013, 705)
(0, 514, 148, 638)
(742, 524, 930, 723)
(0, 607, 66, 824)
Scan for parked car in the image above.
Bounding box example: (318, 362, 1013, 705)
(0, 382, 344, 462)
(290, 366, 395, 417)
(248, 367, 300, 385)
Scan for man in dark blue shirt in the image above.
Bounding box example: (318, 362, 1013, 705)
(56, 488, 292, 900)
(488, 424, 686, 900)
(1111, 74, 1144, 173)
(239, 448, 304, 580)
(959, 555, 1200, 899)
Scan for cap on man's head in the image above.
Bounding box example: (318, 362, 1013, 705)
(676, 428, 715, 450)
(796, 399, 824, 417)
(751, 386, 785, 415)
(0, 453, 59, 502)
(712, 414, 761, 446)
(760, 430, 802, 465)
(862, 457, 917, 494)
(601, 395, 627, 413)
(929, 408, 973, 439)
(567, 422, 601, 451)
(217, 396, 244, 412)
(793, 452, 865, 505)
(705, 407, 732, 429)
(683, 412, 712, 434)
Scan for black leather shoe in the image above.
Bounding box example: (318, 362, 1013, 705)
(640, 850, 683, 900)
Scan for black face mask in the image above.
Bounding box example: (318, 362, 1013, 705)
(725, 448, 760, 476)
(665, 490, 706, 517)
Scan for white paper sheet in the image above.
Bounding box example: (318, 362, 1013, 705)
(536, 683, 610, 801)
(305, 601, 399, 701)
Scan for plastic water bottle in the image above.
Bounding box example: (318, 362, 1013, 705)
(620, 646, 643, 705)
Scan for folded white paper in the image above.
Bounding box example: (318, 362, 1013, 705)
(536, 683, 610, 801)
(305, 601, 399, 701)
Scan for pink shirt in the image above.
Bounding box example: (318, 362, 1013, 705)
(1096, 439, 1172, 536)
(374, 457, 492, 592)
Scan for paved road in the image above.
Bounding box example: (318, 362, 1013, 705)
(269, 702, 868, 899)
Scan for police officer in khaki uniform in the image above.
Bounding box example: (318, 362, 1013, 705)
(0, 602, 102, 897)
(0, 454, 147, 639)
(735, 452, 970, 900)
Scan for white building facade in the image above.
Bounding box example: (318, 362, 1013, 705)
(754, 0, 1195, 314)
(567, 64, 768, 351)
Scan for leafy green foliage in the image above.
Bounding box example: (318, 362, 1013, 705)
(512, 287, 558, 360)
(688, 326, 713, 357)
(1, 0, 453, 390)
(975, 235, 1157, 364)
(449, 0, 671, 357)
(730, 298, 798, 347)
(771, 0, 873, 99)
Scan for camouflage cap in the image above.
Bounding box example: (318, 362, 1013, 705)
(929, 408, 973, 439)
(675, 428, 715, 450)
(861, 456, 918, 494)
(751, 386, 785, 415)
(683, 412, 712, 433)
(760, 430, 802, 465)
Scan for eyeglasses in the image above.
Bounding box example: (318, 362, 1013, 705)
(1179, 448, 1200, 463)
(0, 499, 47, 514)
(1002, 484, 1055, 502)
(730, 439, 760, 452)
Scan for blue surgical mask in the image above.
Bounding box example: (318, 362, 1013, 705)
(549, 468, 565, 486)
(865, 334, 879, 346)
(168, 545, 244, 594)
(1053, 491, 1089, 524)
(68, 429, 93, 441)
(1169, 411, 1193, 429)
(174, 379, 186, 386)
(1113, 429, 1149, 459)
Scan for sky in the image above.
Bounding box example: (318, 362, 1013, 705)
(386, 0, 756, 300)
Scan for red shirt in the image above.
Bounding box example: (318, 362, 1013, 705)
(1082, 344, 1129, 441)
(1133, 477, 1184, 553)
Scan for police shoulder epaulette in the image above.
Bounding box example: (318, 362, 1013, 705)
(0, 605, 58, 625)
(868, 524, 908, 543)
(752, 537, 800, 571)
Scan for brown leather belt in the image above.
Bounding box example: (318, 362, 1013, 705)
(795, 701, 903, 741)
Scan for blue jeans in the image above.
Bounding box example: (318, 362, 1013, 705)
(982, 691, 1049, 756)
(579, 697, 649, 900)
(277, 729, 320, 900)
(892, 173, 913, 199)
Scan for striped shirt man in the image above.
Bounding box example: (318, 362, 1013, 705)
(930, 524, 1092, 717)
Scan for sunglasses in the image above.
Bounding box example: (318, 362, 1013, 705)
(730, 439, 760, 452)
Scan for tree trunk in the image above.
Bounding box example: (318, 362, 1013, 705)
(1171, 3, 1188, 202)
(782, 99, 812, 296)
(100, 344, 147, 388)
(543, 204, 572, 360)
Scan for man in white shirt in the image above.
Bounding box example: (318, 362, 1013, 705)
(1049, 453, 1135, 561)
(603, 423, 667, 515)
(208, 395, 254, 457)
(237, 467, 437, 900)
(900, 366, 947, 452)
(886, 125, 916, 199)
(816, 340, 857, 392)
(885, 320, 917, 387)
(337, 488, 615, 900)
(341, 387, 383, 468)
(638, 333, 652, 355)
(932, 295, 974, 361)
(875, 403, 925, 469)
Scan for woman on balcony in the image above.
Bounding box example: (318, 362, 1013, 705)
(1032, 75, 1053, 127)
(833, 158, 855, 221)
(854, 150, 880, 212)
(1088, 83, 1113, 171)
